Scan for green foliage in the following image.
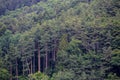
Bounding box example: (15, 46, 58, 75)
(56, 36, 112, 79)
(67, 38, 82, 55)
(111, 49, 120, 66)
(0, 22, 6, 36)
(52, 70, 74, 80)
(0, 58, 10, 80)
(18, 76, 28, 80)
(106, 73, 120, 80)
(59, 34, 69, 50)
(0, 0, 41, 15)
(0, 68, 10, 80)
(0, 0, 119, 79)
(29, 72, 49, 80)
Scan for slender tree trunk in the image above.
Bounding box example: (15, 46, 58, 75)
(45, 43, 48, 69)
(10, 64, 12, 80)
(21, 48, 25, 75)
(38, 46, 41, 72)
(22, 61, 25, 75)
(15, 59, 18, 80)
(33, 53, 35, 73)
(26, 59, 30, 75)
(53, 49, 56, 61)
(53, 39, 56, 61)
(30, 58, 33, 74)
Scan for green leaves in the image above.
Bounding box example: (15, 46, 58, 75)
(0, 59, 10, 80)
(111, 49, 120, 66)
(52, 70, 74, 80)
(29, 72, 49, 80)
(0, 68, 10, 80)
(59, 34, 69, 51)
(0, 0, 119, 79)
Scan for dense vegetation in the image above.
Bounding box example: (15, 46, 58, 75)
(0, 0, 120, 80)
(0, 0, 44, 15)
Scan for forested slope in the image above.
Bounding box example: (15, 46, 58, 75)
(0, 0, 120, 80)
(0, 0, 46, 16)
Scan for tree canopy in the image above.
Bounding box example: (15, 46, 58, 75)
(0, 0, 120, 80)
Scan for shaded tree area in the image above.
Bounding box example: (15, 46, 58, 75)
(0, 0, 120, 80)
(0, 0, 47, 16)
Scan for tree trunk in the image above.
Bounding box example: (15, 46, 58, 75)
(15, 59, 18, 80)
(45, 43, 48, 69)
(21, 48, 25, 75)
(10, 64, 12, 80)
(22, 61, 24, 75)
(30, 58, 33, 74)
(26, 59, 30, 75)
(53, 39, 56, 61)
(38, 46, 41, 72)
(33, 53, 35, 73)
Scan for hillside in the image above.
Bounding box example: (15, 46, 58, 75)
(0, 0, 120, 80)
(0, 0, 45, 16)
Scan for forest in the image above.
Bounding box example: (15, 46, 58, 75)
(0, 0, 120, 80)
